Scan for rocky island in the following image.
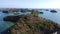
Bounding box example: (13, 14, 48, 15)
(3, 10, 58, 34)
(50, 10, 57, 13)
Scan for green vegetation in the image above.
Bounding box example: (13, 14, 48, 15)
(31, 10, 39, 17)
(7, 11, 58, 34)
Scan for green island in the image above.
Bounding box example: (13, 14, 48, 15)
(3, 10, 58, 34)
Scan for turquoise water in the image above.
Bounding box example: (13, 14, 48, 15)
(0, 12, 15, 33)
(0, 21, 14, 32)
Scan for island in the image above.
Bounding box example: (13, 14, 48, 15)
(3, 10, 58, 34)
(50, 10, 57, 13)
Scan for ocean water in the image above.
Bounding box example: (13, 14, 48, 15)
(39, 10, 60, 24)
(0, 12, 15, 33)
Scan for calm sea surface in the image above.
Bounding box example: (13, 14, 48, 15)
(39, 10, 60, 24)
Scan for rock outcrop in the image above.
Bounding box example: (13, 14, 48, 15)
(39, 12, 43, 14)
(2, 10, 8, 13)
(3, 16, 20, 22)
(50, 10, 57, 13)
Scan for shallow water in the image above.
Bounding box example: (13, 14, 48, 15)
(0, 12, 15, 33)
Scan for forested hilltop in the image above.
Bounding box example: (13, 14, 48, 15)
(5, 10, 58, 34)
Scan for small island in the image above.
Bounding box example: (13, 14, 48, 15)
(39, 12, 43, 14)
(2, 10, 9, 13)
(50, 10, 57, 13)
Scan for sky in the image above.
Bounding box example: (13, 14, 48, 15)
(0, 0, 60, 8)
